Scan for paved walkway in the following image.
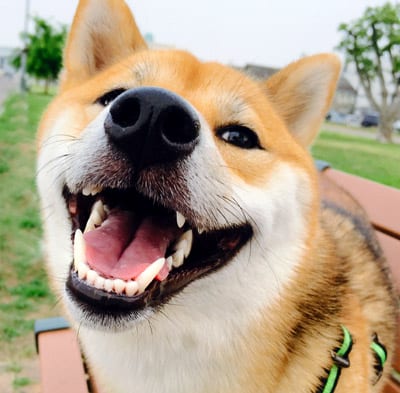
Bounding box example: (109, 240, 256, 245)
(0, 74, 18, 110)
(323, 122, 400, 144)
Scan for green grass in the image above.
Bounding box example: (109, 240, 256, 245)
(313, 131, 400, 189)
(0, 92, 54, 355)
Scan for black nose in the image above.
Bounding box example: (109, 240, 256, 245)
(104, 87, 200, 168)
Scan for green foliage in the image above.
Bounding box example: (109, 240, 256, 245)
(13, 17, 66, 90)
(337, 3, 400, 142)
(338, 3, 400, 81)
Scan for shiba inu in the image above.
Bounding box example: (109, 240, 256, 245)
(36, 0, 397, 392)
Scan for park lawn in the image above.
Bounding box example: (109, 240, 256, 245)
(312, 131, 400, 189)
(0, 92, 56, 389)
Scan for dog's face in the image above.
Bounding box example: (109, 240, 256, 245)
(37, 0, 340, 331)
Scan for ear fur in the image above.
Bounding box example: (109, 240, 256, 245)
(61, 0, 147, 91)
(264, 54, 341, 147)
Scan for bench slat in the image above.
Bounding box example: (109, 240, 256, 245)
(38, 329, 89, 393)
(324, 169, 400, 239)
(385, 378, 400, 393)
(376, 232, 400, 291)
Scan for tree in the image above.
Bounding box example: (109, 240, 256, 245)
(13, 17, 66, 93)
(338, 3, 400, 143)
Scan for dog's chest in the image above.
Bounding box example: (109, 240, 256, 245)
(81, 322, 251, 393)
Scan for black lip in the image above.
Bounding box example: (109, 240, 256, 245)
(66, 224, 252, 322)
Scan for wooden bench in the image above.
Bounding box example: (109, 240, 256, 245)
(34, 163, 400, 393)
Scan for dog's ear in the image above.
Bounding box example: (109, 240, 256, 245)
(263, 54, 341, 147)
(61, 0, 147, 91)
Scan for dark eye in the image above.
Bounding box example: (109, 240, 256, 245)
(95, 88, 126, 106)
(217, 125, 261, 149)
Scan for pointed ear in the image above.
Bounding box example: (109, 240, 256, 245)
(61, 0, 147, 91)
(263, 54, 341, 147)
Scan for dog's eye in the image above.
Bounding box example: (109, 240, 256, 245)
(217, 125, 261, 149)
(95, 88, 126, 106)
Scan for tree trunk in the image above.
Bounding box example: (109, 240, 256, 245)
(44, 79, 49, 94)
(377, 112, 394, 143)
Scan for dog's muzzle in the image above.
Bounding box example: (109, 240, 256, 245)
(63, 86, 252, 328)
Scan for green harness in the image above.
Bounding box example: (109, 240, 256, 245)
(320, 326, 387, 393)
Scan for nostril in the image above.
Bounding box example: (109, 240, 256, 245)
(110, 95, 141, 128)
(159, 106, 200, 145)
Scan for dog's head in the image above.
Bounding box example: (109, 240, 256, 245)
(37, 0, 340, 331)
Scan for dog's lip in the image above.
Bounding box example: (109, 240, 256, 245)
(66, 256, 213, 314)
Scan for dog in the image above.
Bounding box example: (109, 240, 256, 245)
(36, 1, 397, 392)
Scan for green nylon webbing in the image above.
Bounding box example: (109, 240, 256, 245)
(370, 341, 387, 367)
(322, 326, 353, 393)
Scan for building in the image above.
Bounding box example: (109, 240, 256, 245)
(0, 47, 15, 76)
(238, 63, 357, 114)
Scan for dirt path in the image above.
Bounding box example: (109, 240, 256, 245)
(323, 122, 400, 144)
(0, 74, 18, 110)
(0, 74, 17, 102)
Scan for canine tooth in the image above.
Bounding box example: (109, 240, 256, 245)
(166, 256, 173, 270)
(176, 212, 186, 228)
(104, 279, 114, 293)
(82, 186, 92, 196)
(84, 200, 107, 233)
(93, 200, 107, 219)
(73, 229, 86, 271)
(172, 249, 185, 268)
(137, 258, 165, 293)
(126, 281, 139, 296)
(78, 263, 89, 280)
(113, 279, 126, 294)
(94, 276, 105, 290)
(198, 227, 205, 235)
(86, 269, 98, 285)
(174, 230, 193, 258)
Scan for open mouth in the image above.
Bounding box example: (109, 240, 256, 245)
(64, 184, 252, 321)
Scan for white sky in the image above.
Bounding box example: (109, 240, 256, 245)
(0, 0, 392, 68)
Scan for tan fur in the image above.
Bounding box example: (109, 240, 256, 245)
(37, 1, 397, 392)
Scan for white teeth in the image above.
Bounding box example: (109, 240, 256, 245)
(171, 249, 185, 268)
(84, 200, 107, 233)
(86, 269, 98, 285)
(136, 258, 165, 293)
(93, 200, 107, 220)
(73, 229, 86, 271)
(113, 279, 126, 295)
(198, 227, 205, 235)
(82, 185, 103, 196)
(166, 256, 173, 270)
(94, 276, 105, 290)
(104, 279, 114, 293)
(126, 281, 139, 296)
(176, 212, 186, 228)
(78, 263, 89, 280)
(82, 186, 92, 196)
(174, 229, 193, 258)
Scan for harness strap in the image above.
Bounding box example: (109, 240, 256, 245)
(370, 333, 387, 385)
(322, 325, 353, 393)
(318, 327, 387, 393)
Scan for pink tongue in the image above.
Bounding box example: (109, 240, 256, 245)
(84, 210, 177, 281)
